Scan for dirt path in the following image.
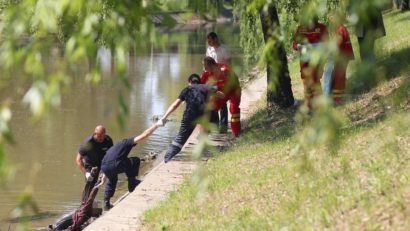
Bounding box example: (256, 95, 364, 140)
(84, 75, 267, 231)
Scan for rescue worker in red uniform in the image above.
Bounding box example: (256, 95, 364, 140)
(292, 17, 328, 109)
(329, 14, 354, 105)
(201, 57, 241, 137)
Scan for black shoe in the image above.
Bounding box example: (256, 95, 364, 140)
(164, 154, 172, 163)
(104, 200, 113, 211)
(128, 179, 141, 192)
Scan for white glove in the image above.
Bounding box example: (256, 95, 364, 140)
(85, 172, 94, 182)
(156, 118, 166, 127)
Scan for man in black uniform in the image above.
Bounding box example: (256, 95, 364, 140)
(76, 125, 113, 190)
(100, 122, 162, 210)
(157, 73, 224, 163)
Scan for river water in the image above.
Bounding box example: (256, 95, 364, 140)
(0, 24, 241, 229)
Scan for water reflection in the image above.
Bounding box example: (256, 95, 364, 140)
(0, 24, 242, 229)
(96, 48, 112, 77)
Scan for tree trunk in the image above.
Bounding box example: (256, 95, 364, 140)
(400, 0, 409, 10)
(393, 0, 399, 9)
(259, 4, 294, 108)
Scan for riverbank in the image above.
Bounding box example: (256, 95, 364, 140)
(84, 70, 267, 230)
(138, 10, 410, 230)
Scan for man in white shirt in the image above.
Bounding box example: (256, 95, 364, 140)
(205, 32, 231, 133)
(206, 32, 231, 64)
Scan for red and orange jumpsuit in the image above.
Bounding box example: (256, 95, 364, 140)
(201, 64, 241, 137)
(292, 22, 328, 108)
(332, 25, 354, 105)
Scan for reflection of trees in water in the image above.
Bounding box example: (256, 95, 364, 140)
(96, 48, 112, 77)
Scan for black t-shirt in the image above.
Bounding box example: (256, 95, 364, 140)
(78, 135, 113, 169)
(178, 84, 215, 116)
(102, 138, 135, 163)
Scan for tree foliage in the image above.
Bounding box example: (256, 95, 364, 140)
(0, 0, 159, 224)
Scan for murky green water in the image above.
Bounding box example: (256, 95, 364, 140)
(0, 24, 241, 229)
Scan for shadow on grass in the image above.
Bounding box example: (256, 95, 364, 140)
(343, 75, 410, 135)
(239, 106, 298, 145)
(347, 46, 410, 94)
(238, 75, 409, 147)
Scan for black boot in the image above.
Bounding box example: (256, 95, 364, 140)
(128, 178, 141, 192)
(104, 199, 113, 211)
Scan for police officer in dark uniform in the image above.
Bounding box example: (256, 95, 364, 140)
(76, 125, 113, 195)
(157, 73, 224, 163)
(100, 122, 161, 210)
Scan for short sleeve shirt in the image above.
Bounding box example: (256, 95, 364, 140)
(102, 138, 135, 163)
(79, 135, 113, 169)
(178, 84, 215, 116)
(206, 44, 230, 64)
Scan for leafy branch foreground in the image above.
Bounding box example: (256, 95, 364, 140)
(141, 11, 410, 230)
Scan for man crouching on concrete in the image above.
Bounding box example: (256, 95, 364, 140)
(97, 121, 164, 210)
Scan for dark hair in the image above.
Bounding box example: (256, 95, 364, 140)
(203, 56, 217, 66)
(188, 73, 200, 84)
(207, 32, 218, 40)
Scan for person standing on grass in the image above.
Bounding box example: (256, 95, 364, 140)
(201, 57, 242, 137)
(206, 32, 231, 133)
(157, 73, 224, 163)
(292, 16, 328, 109)
(328, 12, 354, 105)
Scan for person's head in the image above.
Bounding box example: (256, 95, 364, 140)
(188, 73, 200, 85)
(93, 125, 106, 143)
(202, 56, 217, 72)
(207, 32, 220, 47)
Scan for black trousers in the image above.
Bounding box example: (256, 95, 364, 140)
(101, 157, 140, 200)
(164, 114, 199, 163)
(219, 103, 228, 132)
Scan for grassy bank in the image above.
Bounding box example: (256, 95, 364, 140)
(141, 11, 410, 230)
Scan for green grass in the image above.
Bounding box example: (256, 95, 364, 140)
(141, 11, 410, 231)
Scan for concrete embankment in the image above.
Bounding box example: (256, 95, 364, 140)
(84, 75, 266, 230)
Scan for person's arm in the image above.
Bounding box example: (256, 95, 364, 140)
(133, 123, 160, 144)
(76, 153, 94, 181)
(223, 45, 231, 64)
(208, 85, 225, 99)
(162, 98, 183, 120)
(206, 46, 211, 57)
(93, 173, 107, 189)
(215, 90, 225, 99)
(200, 72, 209, 84)
(76, 153, 87, 174)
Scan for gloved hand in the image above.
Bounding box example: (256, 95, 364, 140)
(85, 172, 94, 182)
(156, 118, 166, 127)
